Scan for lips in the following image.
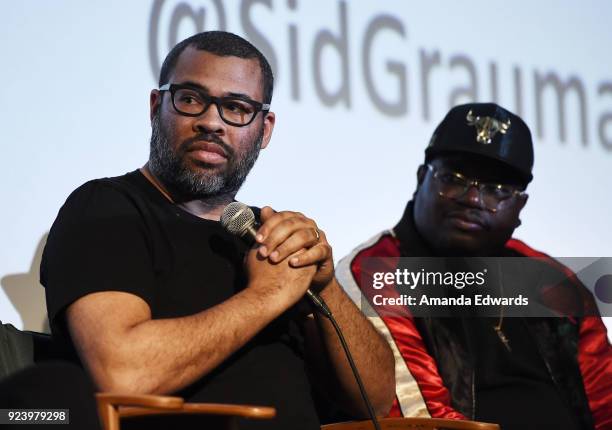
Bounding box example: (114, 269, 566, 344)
(186, 141, 228, 164)
(188, 141, 227, 157)
(446, 211, 487, 231)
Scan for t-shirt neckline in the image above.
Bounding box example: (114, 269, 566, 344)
(129, 169, 225, 226)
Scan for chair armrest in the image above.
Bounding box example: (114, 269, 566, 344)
(95, 392, 276, 430)
(120, 403, 276, 419)
(95, 393, 183, 410)
(96, 393, 184, 430)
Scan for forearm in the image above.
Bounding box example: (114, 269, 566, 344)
(312, 278, 395, 417)
(73, 286, 287, 395)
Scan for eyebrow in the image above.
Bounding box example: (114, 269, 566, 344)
(177, 81, 258, 101)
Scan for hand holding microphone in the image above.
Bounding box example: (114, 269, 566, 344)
(222, 203, 382, 428)
(222, 203, 382, 429)
(221, 202, 333, 316)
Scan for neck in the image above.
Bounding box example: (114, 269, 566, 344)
(177, 196, 233, 221)
(140, 163, 233, 221)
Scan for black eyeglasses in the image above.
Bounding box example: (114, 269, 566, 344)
(426, 164, 526, 212)
(159, 83, 270, 127)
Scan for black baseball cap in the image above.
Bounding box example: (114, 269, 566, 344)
(425, 103, 534, 184)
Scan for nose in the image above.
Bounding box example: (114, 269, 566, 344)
(193, 102, 226, 135)
(457, 184, 484, 208)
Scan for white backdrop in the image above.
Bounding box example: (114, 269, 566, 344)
(1, 0, 610, 335)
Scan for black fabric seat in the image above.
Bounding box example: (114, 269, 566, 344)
(0, 321, 65, 381)
(0, 321, 102, 429)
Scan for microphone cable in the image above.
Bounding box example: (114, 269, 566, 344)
(221, 202, 383, 430)
(306, 290, 383, 430)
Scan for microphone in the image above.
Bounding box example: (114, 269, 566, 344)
(220, 202, 331, 316)
(220, 202, 382, 430)
(219, 201, 260, 244)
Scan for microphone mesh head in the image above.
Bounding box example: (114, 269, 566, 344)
(220, 202, 255, 236)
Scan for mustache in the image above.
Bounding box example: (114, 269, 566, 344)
(179, 134, 235, 159)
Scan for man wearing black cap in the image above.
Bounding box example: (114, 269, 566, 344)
(337, 103, 612, 429)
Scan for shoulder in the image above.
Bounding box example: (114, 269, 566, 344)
(52, 171, 153, 227)
(43, 171, 155, 273)
(505, 238, 550, 258)
(506, 238, 601, 318)
(505, 238, 574, 277)
(65, 171, 144, 209)
(338, 230, 402, 274)
(337, 230, 400, 301)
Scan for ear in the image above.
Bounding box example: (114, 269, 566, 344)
(412, 164, 428, 198)
(150, 90, 162, 122)
(260, 111, 276, 150)
(513, 193, 528, 227)
(416, 164, 428, 187)
(517, 193, 529, 211)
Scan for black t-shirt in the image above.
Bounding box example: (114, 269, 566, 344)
(467, 317, 583, 430)
(41, 170, 320, 430)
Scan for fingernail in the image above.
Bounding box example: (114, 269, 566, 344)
(270, 251, 279, 261)
(290, 257, 299, 265)
(259, 246, 268, 256)
(256, 234, 264, 242)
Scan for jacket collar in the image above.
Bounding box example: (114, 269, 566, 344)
(392, 201, 436, 257)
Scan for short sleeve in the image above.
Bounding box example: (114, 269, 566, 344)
(41, 180, 156, 326)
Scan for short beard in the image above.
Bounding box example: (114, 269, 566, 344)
(148, 113, 262, 201)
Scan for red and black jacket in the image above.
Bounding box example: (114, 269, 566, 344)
(337, 202, 612, 430)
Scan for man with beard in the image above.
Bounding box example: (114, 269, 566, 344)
(337, 103, 611, 430)
(41, 31, 394, 430)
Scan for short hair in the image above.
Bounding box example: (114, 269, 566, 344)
(159, 31, 274, 104)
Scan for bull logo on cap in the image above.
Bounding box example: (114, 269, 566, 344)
(466, 110, 511, 144)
